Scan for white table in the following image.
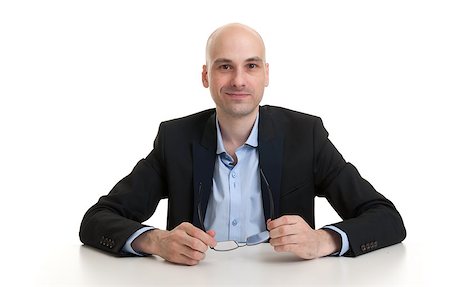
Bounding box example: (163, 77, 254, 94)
(31, 242, 427, 286)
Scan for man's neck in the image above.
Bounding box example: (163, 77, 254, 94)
(216, 109, 258, 160)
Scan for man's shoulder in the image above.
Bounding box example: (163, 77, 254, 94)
(159, 106, 322, 129)
(158, 109, 215, 136)
(260, 105, 327, 140)
(162, 109, 215, 125)
(261, 105, 321, 123)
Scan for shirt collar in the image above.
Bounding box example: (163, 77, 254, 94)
(216, 113, 259, 155)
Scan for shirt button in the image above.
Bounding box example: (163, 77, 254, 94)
(232, 219, 238, 226)
(231, 172, 236, 178)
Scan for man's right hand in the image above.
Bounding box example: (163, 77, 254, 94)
(131, 222, 217, 266)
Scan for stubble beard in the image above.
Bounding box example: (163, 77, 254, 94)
(217, 98, 261, 119)
(213, 88, 263, 119)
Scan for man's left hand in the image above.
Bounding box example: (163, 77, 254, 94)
(267, 215, 340, 259)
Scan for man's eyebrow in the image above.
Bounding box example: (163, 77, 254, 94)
(245, 57, 264, 62)
(213, 58, 233, 65)
(212, 57, 264, 65)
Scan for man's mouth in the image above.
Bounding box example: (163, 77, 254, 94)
(225, 92, 251, 97)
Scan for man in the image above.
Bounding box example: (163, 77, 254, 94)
(80, 23, 406, 266)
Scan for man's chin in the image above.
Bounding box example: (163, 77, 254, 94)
(221, 106, 259, 118)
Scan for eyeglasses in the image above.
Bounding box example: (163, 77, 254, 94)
(197, 168, 274, 251)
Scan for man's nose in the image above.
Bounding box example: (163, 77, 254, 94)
(230, 68, 246, 88)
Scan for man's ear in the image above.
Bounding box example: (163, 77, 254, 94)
(202, 65, 209, 88)
(265, 63, 270, 87)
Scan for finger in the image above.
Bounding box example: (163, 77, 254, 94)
(177, 223, 215, 250)
(181, 256, 200, 266)
(267, 215, 301, 230)
(269, 224, 298, 239)
(269, 234, 299, 246)
(160, 240, 200, 266)
(172, 253, 201, 266)
(169, 223, 208, 253)
(182, 234, 209, 253)
(206, 230, 216, 237)
(182, 223, 217, 248)
(179, 244, 207, 262)
(273, 243, 295, 254)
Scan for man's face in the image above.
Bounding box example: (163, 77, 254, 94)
(202, 26, 269, 119)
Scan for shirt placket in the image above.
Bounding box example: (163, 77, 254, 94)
(228, 158, 241, 241)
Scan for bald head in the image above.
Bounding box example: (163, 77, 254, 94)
(205, 23, 266, 67)
(201, 23, 269, 119)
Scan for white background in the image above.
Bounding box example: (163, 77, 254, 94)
(1, 0, 449, 285)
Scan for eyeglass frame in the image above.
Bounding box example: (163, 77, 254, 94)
(197, 167, 275, 251)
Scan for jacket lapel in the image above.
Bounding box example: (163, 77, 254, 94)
(258, 106, 283, 220)
(192, 112, 217, 229)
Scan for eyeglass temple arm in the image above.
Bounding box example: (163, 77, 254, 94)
(259, 168, 275, 220)
(197, 182, 207, 231)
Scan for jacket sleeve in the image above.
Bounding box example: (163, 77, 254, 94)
(79, 123, 168, 256)
(313, 118, 406, 257)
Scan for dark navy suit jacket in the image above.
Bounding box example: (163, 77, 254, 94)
(80, 105, 406, 256)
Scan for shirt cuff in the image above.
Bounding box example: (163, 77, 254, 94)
(122, 226, 154, 256)
(322, 225, 350, 256)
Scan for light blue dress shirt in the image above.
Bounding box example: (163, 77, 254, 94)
(203, 115, 265, 242)
(123, 113, 349, 256)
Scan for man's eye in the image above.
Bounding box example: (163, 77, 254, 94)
(220, 65, 231, 70)
(248, 63, 257, 69)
